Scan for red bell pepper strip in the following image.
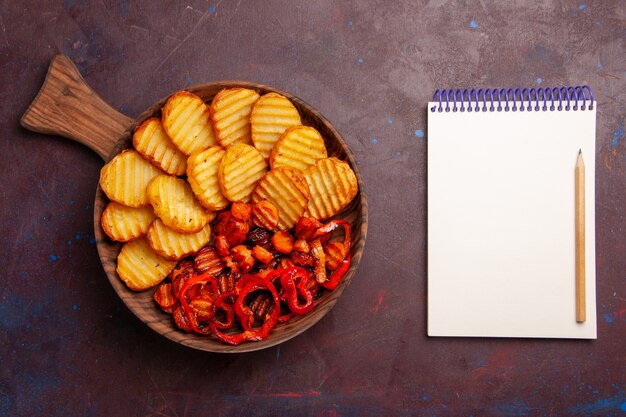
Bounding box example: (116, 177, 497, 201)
(234, 274, 289, 329)
(178, 273, 219, 335)
(262, 269, 299, 322)
(312, 220, 351, 251)
(210, 280, 280, 346)
(262, 269, 286, 293)
(234, 274, 271, 291)
(279, 267, 315, 315)
(264, 266, 314, 314)
(310, 239, 327, 283)
(310, 220, 352, 286)
(277, 309, 294, 323)
(172, 305, 194, 333)
(320, 253, 351, 291)
(211, 291, 235, 330)
(234, 281, 266, 331)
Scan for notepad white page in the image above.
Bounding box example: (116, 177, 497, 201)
(427, 103, 596, 338)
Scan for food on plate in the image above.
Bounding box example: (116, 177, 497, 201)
(251, 199, 280, 230)
(162, 91, 217, 155)
(133, 117, 187, 176)
(251, 167, 309, 230)
(147, 174, 211, 233)
(152, 201, 353, 345)
(101, 201, 156, 242)
(271, 229, 294, 254)
(116, 237, 176, 291)
(186, 146, 230, 211)
(99, 86, 360, 345)
(210, 88, 260, 148)
(100, 149, 163, 207)
(251, 244, 273, 263)
(230, 201, 252, 223)
(250, 92, 302, 159)
(303, 157, 358, 220)
(217, 143, 267, 202)
(193, 246, 225, 275)
(324, 241, 349, 271)
(269, 125, 327, 171)
(147, 218, 212, 260)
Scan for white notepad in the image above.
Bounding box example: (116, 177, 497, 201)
(427, 87, 597, 338)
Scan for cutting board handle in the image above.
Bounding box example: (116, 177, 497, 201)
(21, 54, 133, 160)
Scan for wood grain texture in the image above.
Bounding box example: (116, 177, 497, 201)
(21, 65, 368, 353)
(20, 54, 132, 160)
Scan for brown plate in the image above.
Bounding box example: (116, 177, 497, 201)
(21, 55, 368, 353)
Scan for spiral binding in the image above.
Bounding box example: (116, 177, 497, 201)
(430, 86, 594, 113)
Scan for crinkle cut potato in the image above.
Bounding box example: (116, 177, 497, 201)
(147, 174, 211, 233)
(186, 146, 230, 211)
(133, 117, 187, 176)
(116, 237, 176, 291)
(269, 125, 327, 171)
(251, 92, 302, 159)
(162, 91, 217, 155)
(101, 201, 155, 242)
(251, 167, 309, 230)
(304, 157, 358, 220)
(147, 218, 212, 261)
(99, 149, 163, 208)
(210, 88, 260, 148)
(217, 143, 268, 203)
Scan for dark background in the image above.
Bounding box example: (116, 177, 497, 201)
(1, 1, 625, 416)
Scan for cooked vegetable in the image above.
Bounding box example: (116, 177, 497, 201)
(251, 167, 309, 229)
(303, 157, 358, 220)
(186, 146, 230, 211)
(100, 149, 162, 207)
(162, 91, 217, 155)
(251, 199, 280, 230)
(147, 174, 211, 233)
(146, 218, 212, 260)
(101, 201, 155, 242)
(116, 238, 176, 291)
(133, 117, 187, 176)
(218, 143, 268, 202)
(210, 88, 260, 148)
(251, 92, 302, 159)
(270, 125, 327, 171)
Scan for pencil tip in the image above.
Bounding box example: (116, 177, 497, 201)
(579, 149, 582, 155)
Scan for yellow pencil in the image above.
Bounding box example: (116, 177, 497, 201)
(575, 149, 586, 323)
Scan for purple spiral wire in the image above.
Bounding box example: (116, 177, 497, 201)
(461, 89, 471, 111)
(430, 86, 594, 112)
(476, 89, 485, 112)
(507, 89, 516, 111)
(520, 88, 529, 111)
(567, 86, 578, 110)
(535, 89, 543, 110)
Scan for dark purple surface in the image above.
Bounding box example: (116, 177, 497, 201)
(1, 1, 625, 416)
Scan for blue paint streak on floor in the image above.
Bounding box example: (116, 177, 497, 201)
(568, 391, 626, 415)
(612, 122, 624, 148)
